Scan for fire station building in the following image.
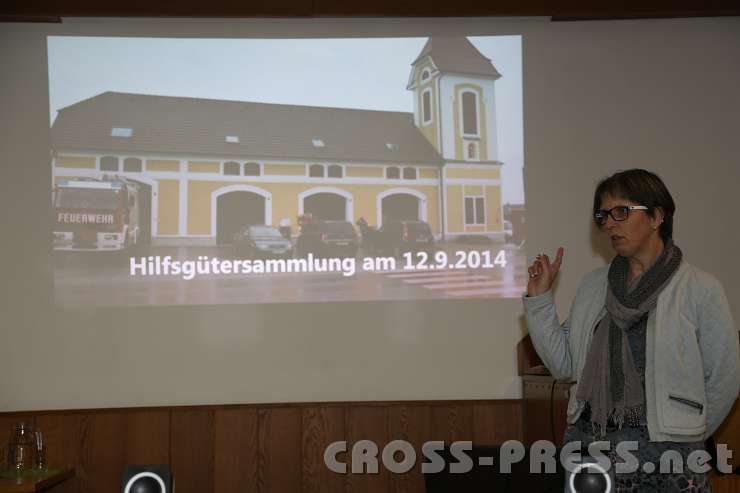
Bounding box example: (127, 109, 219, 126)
(51, 37, 506, 246)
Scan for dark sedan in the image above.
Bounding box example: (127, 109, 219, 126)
(233, 225, 294, 259)
(368, 220, 436, 258)
(295, 220, 359, 258)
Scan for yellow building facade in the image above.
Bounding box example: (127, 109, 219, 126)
(52, 154, 502, 245)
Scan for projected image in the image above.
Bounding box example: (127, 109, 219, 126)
(48, 35, 526, 306)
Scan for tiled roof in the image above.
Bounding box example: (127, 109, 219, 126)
(413, 37, 501, 79)
(51, 92, 444, 165)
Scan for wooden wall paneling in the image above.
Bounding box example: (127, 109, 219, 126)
(346, 405, 389, 493)
(301, 405, 345, 493)
(709, 473, 740, 493)
(473, 401, 524, 444)
(170, 409, 215, 493)
(429, 404, 474, 443)
(214, 408, 259, 493)
(1, 400, 546, 493)
(35, 413, 86, 493)
(5, 399, 739, 492)
(123, 410, 170, 465)
(31, 410, 169, 493)
(2, 1, 739, 20)
(388, 405, 431, 493)
(0, 0, 311, 19)
(83, 412, 127, 493)
(257, 407, 302, 493)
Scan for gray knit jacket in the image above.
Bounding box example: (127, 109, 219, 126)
(523, 258, 740, 442)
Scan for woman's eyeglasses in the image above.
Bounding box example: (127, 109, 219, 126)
(594, 205, 649, 226)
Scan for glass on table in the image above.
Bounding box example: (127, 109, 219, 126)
(34, 429, 46, 470)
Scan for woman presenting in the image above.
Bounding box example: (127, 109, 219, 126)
(523, 168, 740, 492)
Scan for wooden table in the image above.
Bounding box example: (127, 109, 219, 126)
(0, 469, 74, 493)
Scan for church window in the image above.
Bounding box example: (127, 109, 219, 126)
(422, 89, 432, 124)
(462, 91, 478, 136)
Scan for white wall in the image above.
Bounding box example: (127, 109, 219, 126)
(0, 16, 738, 411)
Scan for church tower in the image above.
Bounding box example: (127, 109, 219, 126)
(407, 37, 502, 163)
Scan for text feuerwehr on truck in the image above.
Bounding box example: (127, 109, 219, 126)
(53, 176, 140, 252)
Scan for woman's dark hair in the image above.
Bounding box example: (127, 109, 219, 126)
(592, 168, 675, 242)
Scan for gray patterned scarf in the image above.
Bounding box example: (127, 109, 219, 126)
(575, 237, 683, 439)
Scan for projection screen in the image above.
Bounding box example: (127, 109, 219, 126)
(1, 16, 737, 411)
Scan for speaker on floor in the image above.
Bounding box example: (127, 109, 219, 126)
(562, 452, 614, 493)
(122, 464, 172, 493)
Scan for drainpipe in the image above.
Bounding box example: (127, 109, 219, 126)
(439, 168, 446, 242)
(436, 73, 446, 242)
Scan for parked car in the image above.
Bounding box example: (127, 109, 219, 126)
(295, 220, 359, 258)
(368, 220, 435, 258)
(233, 224, 293, 259)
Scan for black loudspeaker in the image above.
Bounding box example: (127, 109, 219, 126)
(562, 453, 614, 493)
(122, 464, 172, 493)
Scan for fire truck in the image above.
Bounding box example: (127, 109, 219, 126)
(52, 175, 141, 252)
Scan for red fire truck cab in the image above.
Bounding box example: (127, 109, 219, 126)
(53, 176, 141, 252)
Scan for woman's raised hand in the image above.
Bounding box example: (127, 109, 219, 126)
(526, 247, 564, 297)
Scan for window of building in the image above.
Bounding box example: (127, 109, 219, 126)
(312, 139, 325, 148)
(111, 127, 132, 138)
(328, 165, 343, 178)
(421, 68, 431, 81)
(386, 166, 400, 179)
(385, 142, 399, 151)
(422, 89, 432, 124)
(244, 162, 261, 176)
(223, 161, 240, 176)
(100, 156, 119, 171)
(402, 167, 417, 180)
(465, 196, 486, 225)
(123, 157, 142, 172)
(462, 91, 478, 136)
(309, 164, 325, 177)
(225, 135, 239, 143)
